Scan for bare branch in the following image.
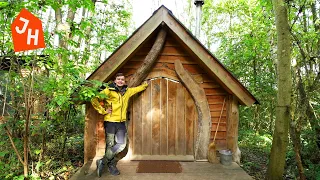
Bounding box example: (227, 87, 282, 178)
(290, 31, 307, 60)
(54, 0, 62, 25)
(290, 0, 307, 31)
(309, 72, 320, 92)
(3, 125, 25, 165)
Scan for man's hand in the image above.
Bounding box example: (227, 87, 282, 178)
(144, 79, 151, 85)
(107, 108, 112, 114)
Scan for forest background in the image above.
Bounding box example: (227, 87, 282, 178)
(0, 0, 319, 179)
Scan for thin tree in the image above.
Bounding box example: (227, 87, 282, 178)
(266, 0, 292, 179)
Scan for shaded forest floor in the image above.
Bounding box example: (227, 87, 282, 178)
(238, 130, 271, 180)
(240, 147, 269, 180)
(238, 130, 320, 180)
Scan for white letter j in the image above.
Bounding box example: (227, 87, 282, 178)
(15, 17, 29, 34)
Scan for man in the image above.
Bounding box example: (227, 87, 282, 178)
(91, 73, 149, 177)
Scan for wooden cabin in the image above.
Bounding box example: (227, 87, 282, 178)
(84, 5, 258, 166)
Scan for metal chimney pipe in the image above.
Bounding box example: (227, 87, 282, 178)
(194, 0, 204, 38)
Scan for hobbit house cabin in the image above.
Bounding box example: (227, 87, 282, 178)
(83, 5, 258, 170)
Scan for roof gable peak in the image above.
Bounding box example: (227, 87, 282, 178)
(87, 5, 258, 106)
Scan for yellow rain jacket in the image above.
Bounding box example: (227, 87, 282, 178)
(91, 82, 148, 122)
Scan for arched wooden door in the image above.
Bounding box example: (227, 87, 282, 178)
(129, 77, 197, 161)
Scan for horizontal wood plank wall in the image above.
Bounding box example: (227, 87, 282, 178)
(118, 33, 228, 157)
(201, 73, 228, 150)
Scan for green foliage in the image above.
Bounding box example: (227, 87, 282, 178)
(239, 130, 272, 152)
(0, 1, 9, 8)
(238, 130, 271, 179)
(0, 0, 318, 179)
(305, 162, 320, 180)
(0, 0, 132, 179)
(0, 142, 23, 179)
(201, 0, 319, 179)
(202, 0, 277, 133)
(76, 80, 109, 102)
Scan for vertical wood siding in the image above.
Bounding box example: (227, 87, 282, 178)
(129, 78, 196, 158)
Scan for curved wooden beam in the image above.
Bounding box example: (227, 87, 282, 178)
(146, 69, 179, 82)
(128, 26, 167, 87)
(118, 26, 167, 160)
(174, 60, 211, 160)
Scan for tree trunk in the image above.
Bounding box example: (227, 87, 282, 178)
(291, 3, 320, 150)
(3, 125, 24, 165)
(289, 121, 306, 180)
(297, 70, 320, 149)
(127, 26, 167, 87)
(310, 2, 320, 55)
(24, 108, 31, 177)
(266, 0, 292, 179)
(289, 69, 308, 180)
(306, 100, 320, 149)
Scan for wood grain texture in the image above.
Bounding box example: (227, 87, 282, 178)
(176, 85, 186, 155)
(128, 28, 167, 87)
(132, 94, 142, 155)
(96, 120, 105, 153)
(136, 46, 188, 56)
(174, 60, 211, 160)
(200, 83, 220, 89)
(185, 90, 195, 155)
(142, 85, 152, 155)
(167, 80, 177, 155)
(152, 79, 161, 155)
(84, 104, 100, 163)
(131, 78, 196, 160)
(160, 79, 168, 155)
(211, 123, 227, 132)
(227, 95, 240, 163)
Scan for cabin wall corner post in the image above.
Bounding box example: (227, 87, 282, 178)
(84, 103, 98, 163)
(227, 95, 240, 163)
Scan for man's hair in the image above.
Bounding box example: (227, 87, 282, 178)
(114, 73, 125, 79)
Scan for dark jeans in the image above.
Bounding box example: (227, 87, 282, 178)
(103, 121, 127, 165)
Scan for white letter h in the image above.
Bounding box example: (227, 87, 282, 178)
(27, 29, 39, 45)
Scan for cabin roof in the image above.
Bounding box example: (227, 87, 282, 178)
(87, 5, 258, 106)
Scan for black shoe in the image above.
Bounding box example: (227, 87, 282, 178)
(96, 159, 104, 177)
(108, 163, 120, 176)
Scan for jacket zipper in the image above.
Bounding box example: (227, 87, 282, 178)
(118, 92, 123, 122)
(110, 102, 112, 116)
